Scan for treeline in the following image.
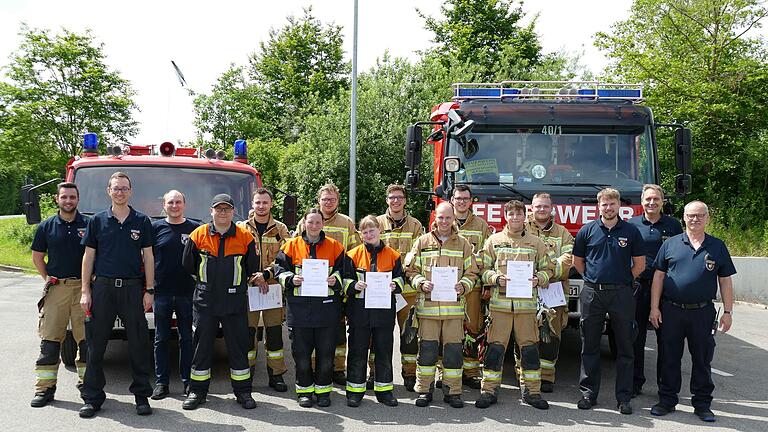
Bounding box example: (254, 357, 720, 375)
(1, 1, 767, 251)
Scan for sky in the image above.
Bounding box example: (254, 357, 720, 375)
(0, 0, 639, 145)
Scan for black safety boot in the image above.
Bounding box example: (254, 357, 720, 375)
(30, 386, 55, 408)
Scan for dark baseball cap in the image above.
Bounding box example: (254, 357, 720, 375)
(211, 193, 234, 208)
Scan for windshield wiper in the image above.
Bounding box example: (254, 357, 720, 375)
(457, 181, 531, 202)
(542, 182, 610, 192)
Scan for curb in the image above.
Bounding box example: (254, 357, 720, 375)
(0, 265, 25, 273)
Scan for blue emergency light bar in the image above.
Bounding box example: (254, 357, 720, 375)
(234, 139, 247, 158)
(83, 133, 98, 151)
(453, 81, 643, 102)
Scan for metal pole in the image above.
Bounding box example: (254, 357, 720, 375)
(349, 0, 358, 220)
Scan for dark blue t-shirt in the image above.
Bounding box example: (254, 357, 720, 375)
(81, 206, 154, 278)
(573, 218, 644, 285)
(152, 219, 200, 296)
(31, 212, 89, 279)
(653, 232, 736, 303)
(628, 214, 683, 280)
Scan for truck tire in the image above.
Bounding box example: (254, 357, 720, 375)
(61, 330, 77, 367)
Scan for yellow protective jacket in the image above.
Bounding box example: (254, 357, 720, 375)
(378, 210, 424, 294)
(456, 210, 492, 268)
(526, 215, 573, 297)
(481, 226, 555, 314)
(238, 213, 291, 284)
(406, 226, 478, 320)
(297, 210, 360, 251)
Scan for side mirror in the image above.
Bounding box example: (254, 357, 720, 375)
(21, 184, 42, 225)
(282, 194, 298, 229)
(674, 128, 692, 173)
(405, 170, 420, 191)
(674, 174, 692, 196)
(405, 125, 423, 170)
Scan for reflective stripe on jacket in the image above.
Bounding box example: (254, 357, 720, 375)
(297, 211, 360, 251)
(239, 214, 291, 283)
(526, 215, 573, 296)
(343, 242, 404, 328)
(377, 210, 423, 294)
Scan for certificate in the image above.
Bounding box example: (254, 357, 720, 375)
(395, 294, 408, 312)
(364, 272, 392, 309)
(300, 259, 329, 297)
(539, 281, 567, 307)
(505, 260, 534, 298)
(248, 284, 283, 311)
(430, 266, 458, 302)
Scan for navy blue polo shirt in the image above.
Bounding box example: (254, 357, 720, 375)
(573, 217, 644, 285)
(152, 219, 200, 296)
(628, 214, 683, 280)
(31, 212, 89, 279)
(653, 232, 736, 303)
(81, 206, 154, 278)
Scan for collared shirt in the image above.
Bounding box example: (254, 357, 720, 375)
(653, 232, 736, 304)
(628, 214, 683, 280)
(152, 219, 200, 296)
(81, 206, 154, 278)
(31, 211, 89, 278)
(573, 218, 644, 285)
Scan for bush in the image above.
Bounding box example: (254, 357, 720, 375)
(1, 217, 36, 246)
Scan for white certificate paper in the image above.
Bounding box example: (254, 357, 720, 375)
(395, 294, 408, 311)
(364, 272, 392, 309)
(248, 284, 283, 311)
(430, 266, 458, 302)
(539, 281, 567, 307)
(505, 260, 534, 298)
(300, 259, 329, 297)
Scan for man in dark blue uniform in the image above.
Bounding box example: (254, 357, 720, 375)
(573, 188, 644, 415)
(79, 172, 155, 418)
(30, 182, 89, 407)
(628, 184, 682, 396)
(150, 190, 199, 400)
(649, 200, 735, 422)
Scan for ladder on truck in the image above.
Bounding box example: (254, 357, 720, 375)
(453, 81, 644, 103)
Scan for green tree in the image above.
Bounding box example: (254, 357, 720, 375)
(192, 65, 271, 149)
(595, 0, 768, 223)
(1, 25, 138, 157)
(248, 7, 349, 142)
(418, 0, 544, 79)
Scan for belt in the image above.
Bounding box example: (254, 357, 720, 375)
(94, 276, 143, 288)
(584, 281, 627, 290)
(666, 300, 712, 310)
(49, 277, 82, 285)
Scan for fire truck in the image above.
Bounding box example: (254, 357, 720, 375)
(404, 81, 692, 336)
(21, 134, 297, 366)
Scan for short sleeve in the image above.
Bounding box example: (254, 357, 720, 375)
(653, 242, 669, 272)
(717, 242, 737, 278)
(81, 217, 99, 248)
(572, 226, 587, 258)
(30, 222, 48, 253)
(630, 225, 645, 257)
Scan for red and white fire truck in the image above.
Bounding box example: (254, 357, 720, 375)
(404, 81, 692, 331)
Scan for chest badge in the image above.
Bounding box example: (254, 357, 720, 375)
(181, 234, 190, 245)
(130, 229, 141, 241)
(77, 228, 86, 238)
(705, 253, 715, 271)
(618, 237, 628, 248)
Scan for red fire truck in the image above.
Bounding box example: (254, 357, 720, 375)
(21, 135, 297, 366)
(404, 81, 692, 333)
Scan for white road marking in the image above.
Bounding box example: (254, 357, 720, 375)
(711, 368, 734, 377)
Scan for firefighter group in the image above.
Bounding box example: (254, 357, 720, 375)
(30, 173, 735, 424)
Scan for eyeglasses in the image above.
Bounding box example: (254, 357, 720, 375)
(387, 196, 405, 201)
(213, 207, 234, 213)
(320, 198, 338, 203)
(452, 197, 471, 202)
(109, 187, 130, 193)
(684, 213, 706, 220)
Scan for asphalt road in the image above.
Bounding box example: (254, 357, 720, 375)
(2, 271, 766, 432)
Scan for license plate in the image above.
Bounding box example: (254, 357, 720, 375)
(568, 280, 582, 297)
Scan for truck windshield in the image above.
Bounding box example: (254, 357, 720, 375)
(73, 166, 256, 222)
(449, 125, 655, 193)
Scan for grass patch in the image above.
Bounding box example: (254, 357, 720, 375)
(0, 217, 35, 270)
(708, 218, 768, 257)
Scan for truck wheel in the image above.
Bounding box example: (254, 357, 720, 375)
(61, 330, 77, 367)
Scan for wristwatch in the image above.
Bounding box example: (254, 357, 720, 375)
(145, 288, 155, 295)
(723, 310, 732, 315)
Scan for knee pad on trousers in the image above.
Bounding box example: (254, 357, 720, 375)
(519, 344, 540, 370)
(484, 343, 505, 371)
(442, 343, 463, 369)
(539, 337, 560, 359)
(417, 340, 439, 366)
(36, 340, 61, 365)
(265, 325, 283, 351)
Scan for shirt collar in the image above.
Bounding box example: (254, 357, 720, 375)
(598, 217, 625, 230)
(207, 221, 237, 238)
(55, 211, 84, 224)
(106, 206, 135, 222)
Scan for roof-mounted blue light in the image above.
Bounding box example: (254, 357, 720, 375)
(83, 133, 98, 151)
(234, 139, 247, 158)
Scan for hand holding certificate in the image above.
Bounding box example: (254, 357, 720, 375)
(430, 266, 458, 302)
(364, 272, 392, 309)
(505, 260, 534, 298)
(539, 281, 567, 307)
(300, 259, 330, 297)
(248, 284, 283, 311)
